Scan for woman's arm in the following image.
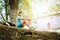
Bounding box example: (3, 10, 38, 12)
(20, 17, 31, 21)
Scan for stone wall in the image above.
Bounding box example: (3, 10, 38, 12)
(0, 25, 60, 40)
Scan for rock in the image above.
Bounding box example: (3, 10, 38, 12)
(0, 25, 60, 40)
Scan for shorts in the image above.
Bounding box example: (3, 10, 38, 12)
(16, 23, 23, 28)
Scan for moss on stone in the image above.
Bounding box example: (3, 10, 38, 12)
(0, 24, 60, 40)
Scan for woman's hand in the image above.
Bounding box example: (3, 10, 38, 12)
(27, 18, 31, 21)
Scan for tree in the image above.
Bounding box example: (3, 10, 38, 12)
(9, 0, 20, 23)
(0, 0, 10, 21)
(4, 0, 9, 21)
(0, 0, 5, 21)
(0, 7, 5, 21)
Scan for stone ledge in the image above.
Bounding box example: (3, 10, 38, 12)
(0, 25, 60, 40)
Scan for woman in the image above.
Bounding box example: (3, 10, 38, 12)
(16, 12, 31, 28)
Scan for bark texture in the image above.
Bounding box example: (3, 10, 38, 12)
(9, 0, 19, 23)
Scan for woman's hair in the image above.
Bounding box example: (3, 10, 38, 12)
(19, 12, 22, 13)
(18, 12, 22, 16)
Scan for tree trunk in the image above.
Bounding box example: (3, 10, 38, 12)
(9, 0, 19, 24)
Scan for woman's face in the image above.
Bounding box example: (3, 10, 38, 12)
(19, 13, 22, 16)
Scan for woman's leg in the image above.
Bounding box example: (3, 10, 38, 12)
(22, 20, 30, 27)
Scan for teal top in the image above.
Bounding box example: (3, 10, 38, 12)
(16, 16, 23, 27)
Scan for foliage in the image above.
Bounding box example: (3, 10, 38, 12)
(0, 0, 4, 12)
(49, 4, 60, 13)
(4, 0, 10, 21)
(0, 0, 5, 21)
(0, 0, 10, 21)
(21, 0, 33, 19)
